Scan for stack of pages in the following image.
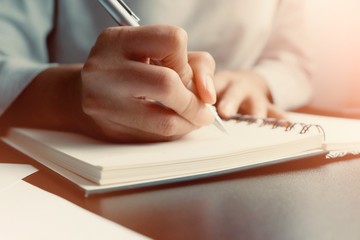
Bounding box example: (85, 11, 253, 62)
(3, 112, 360, 195)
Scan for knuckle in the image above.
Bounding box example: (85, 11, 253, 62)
(97, 27, 118, 43)
(93, 27, 129, 53)
(152, 68, 179, 96)
(94, 28, 112, 49)
(168, 26, 188, 49)
(200, 51, 215, 65)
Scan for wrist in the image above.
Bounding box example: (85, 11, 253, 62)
(1, 64, 89, 131)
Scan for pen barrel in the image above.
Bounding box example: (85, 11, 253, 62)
(98, 0, 140, 26)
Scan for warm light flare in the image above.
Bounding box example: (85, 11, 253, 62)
(305, 0, 360, 111)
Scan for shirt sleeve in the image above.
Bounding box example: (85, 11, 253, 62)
(253, 0, 314, 110)
(0, 0, 55, 116)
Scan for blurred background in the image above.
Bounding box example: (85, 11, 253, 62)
(305, 0, 360, 113)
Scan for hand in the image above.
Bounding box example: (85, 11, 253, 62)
(80, 25, 216, 142)
(214, 70, 287, 119)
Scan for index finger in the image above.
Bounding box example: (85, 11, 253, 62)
(119, 25, 193, 84)
(123, 62, 214, 127)
(188, 52, 216, 104)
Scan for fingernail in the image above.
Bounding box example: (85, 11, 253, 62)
(204, 75, 216, 104)
(219, 103, 235, 118)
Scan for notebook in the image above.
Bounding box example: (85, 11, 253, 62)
(2, 112, 360, 195)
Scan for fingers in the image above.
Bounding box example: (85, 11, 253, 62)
(216, 82, 245, 118)
(215, 71, 246, 118)
(188, 52, 217, 104)
(90, 101, 197, 142)
(240, 98, 269, 118)
(81, 25, 218, 141)
(119, 25, 193, 84)
(214, 70, 285, 119)
(267, 104, 288, 119)
(217, 88, 268, 119)
(121, 62, 215, 126)
(217, 83, 282, 119)
(82, 61, 214, 134)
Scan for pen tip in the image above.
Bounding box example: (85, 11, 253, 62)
(213, 118, 228, 135)
(207, 104, 228, 134)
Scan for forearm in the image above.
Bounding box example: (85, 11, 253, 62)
(0, 64, 89, 133)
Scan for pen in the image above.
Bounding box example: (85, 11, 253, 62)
(98, 0, 228, 134)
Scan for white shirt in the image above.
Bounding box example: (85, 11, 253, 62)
(0, 0, 313, 116)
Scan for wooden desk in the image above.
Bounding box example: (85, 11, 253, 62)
(2, 107, 360, 240)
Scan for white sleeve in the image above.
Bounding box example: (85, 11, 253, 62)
(0, 0, 55, 115)
(253, 0, 314, 110)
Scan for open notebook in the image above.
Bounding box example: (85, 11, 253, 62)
(2, 112, 360, 195)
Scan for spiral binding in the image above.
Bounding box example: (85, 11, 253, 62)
(228, 114, 326, 137)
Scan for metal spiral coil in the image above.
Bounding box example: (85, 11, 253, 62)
(228, 114, 326, 138)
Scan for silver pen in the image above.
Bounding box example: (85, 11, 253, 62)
(98, 0, 227, 134)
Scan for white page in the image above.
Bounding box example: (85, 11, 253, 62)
(0, 163, 37, 191)
(3, 118, 324, 190)
(10, 120, 322, 168)
(0, 180, 150, 240)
